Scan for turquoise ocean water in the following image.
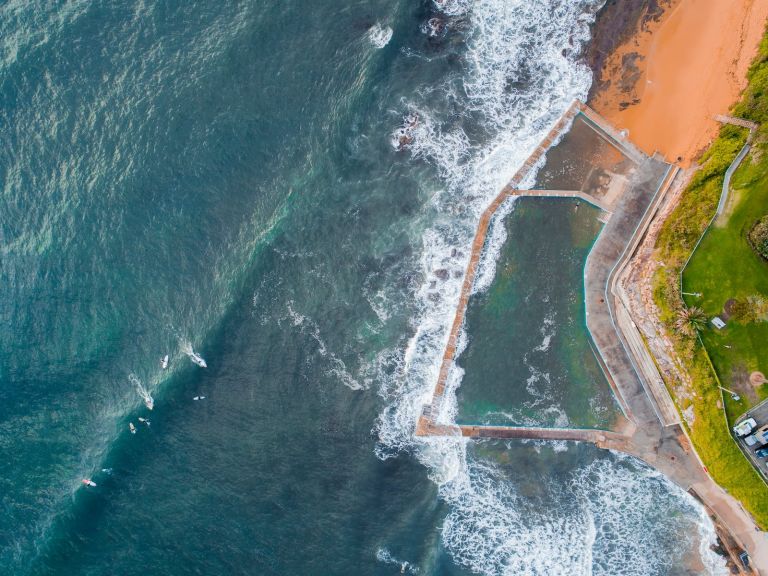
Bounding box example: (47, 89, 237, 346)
(0, 1, 726, 575)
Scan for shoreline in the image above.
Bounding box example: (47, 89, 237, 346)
(415, 98, 756, 571)
(587, 0, 768, 166)
(587, 0, 768, 572)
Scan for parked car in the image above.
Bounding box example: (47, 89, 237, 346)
(739, 551, 750, 569)
(755, 424, 768, 444)
(755, 447, 768, 459)
(744, 434, 759, 447)
(733, 418, 757, 437)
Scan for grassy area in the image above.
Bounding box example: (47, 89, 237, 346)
(652, 27, 768, 528)
(681, 151, 768, 419)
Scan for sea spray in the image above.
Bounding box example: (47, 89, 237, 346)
(377, 0, 600, 469)
(373, 0, 725, 573)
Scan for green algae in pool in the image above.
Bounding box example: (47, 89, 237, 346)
(455, 197, 621, 429)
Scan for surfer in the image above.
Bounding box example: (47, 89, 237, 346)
(130, 373, 154, 410)
(129, 422, 136, 434)
(193, 395, 206, 401)
(189, 352, 207, 368)
(82, 478, 97, 487)
(161, 354, 169, 369)
(181, 340, 207, 368)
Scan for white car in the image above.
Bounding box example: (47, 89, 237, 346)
(744, 433, 759, 447)
(733, 418, 757, 437)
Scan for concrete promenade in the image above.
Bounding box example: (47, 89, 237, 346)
(505, 189, 612, 212)
(415, 100, 768, 574)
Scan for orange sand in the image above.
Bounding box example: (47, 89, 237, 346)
(591, 0, 768, 166)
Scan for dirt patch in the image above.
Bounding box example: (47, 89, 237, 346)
(731, 363, 759, 403)
(751, 371, 767, 387)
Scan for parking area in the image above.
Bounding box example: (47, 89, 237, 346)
(734, 398, 768, 480)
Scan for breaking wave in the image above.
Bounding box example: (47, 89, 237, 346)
(368, 23, 393, 49)
(376, 547, 420, 573)
(573, 454, 727, 576)
(438, 450, 726, 576)
(371, 0, 726, 573)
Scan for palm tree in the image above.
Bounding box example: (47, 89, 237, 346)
(675, 306, 707, 337)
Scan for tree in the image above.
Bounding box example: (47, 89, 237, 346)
(749, 216, 768, 260)
(730, 298, 758, 323)
(747, 294, 768, 322)
(675, 306, 708, 337)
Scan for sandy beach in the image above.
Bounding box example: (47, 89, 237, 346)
(589, 0, 768, 165)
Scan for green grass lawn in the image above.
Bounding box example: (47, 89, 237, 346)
(653, 138, 768, 526)
(682, 152, 768, 419)
(650, 26, 768, 527)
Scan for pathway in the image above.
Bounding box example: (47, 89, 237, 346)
(714, 114, 757, 219)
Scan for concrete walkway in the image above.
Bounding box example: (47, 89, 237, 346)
(714, 114, 757, 220)
(504, 188, 612, 213)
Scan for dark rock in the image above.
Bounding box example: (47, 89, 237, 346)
(583, 0, 672, 103)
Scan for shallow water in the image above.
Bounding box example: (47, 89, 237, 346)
(0, 1, 725, 574)
(456, 198, 618, 428)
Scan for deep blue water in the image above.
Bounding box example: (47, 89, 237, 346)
(1, 1, 725, 575)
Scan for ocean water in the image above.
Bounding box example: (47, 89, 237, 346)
(0, 1, 726, 575)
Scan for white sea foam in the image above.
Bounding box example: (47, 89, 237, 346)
(471, 197, 516, 296)
(436, 451, 726, 576)
(376, 547, 420, 574)
(371, 0, 726, 573)
(362, 272, 392, 324)
(368, 23, 393, 49)
(129, 373, 153, 409)
(573, 453, 727, 576)
(431, 0, 470, 18)
(440, 455, 595, 575)
(533, 311, 557, 353)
